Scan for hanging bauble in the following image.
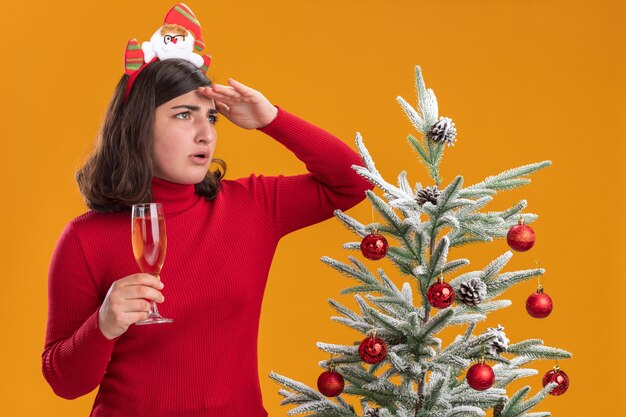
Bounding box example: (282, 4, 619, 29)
(542, 365, 569, 396)
(466, 362, 495, 391)
(526, 286, 553, 318)
(427, 280, 455, 309)
(507, 217, 536, 252)
(317, 370, 344, 397)
(360, 231, 389, 260)
(358, 335, 388, 364)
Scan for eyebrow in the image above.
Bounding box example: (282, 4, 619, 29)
(171, 105, 217, 114)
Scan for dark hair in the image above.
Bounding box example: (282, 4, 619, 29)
(76, 59, 226, 213)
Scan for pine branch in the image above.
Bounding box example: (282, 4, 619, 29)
(353, 134, 415, 203)
(486, 269, 544, 298)
(421, 371, 449, 412)
(449, 385, 507, 410)
(415, 309, 455, 341)
(506, 342, 573, 361)
(462, 161, 552, 193)
(480, 252, 513, 283)
(445, 405, 486, 417)
(407, 134, 433, 173)
(269, 371, 325, 400)
(415, 66, 439, 128)
(398, 96, 428, 135)
(367, 190, 405, 232)
(453, 300, 512, 316)
(321, 256, 379, 286)
(492, 367, 538, 389)
(423, 236, 450, 291)
(328, 298, 362, 322)
(334, 209, 369, 237)
(499, 383, 557, 417)
(396, 66, 447, 184)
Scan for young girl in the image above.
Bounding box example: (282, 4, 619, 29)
(42, 4, 372, 416)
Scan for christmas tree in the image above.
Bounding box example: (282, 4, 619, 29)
(269, 66, 572, 417)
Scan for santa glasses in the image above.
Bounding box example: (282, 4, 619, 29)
(164, 34, 186, 44)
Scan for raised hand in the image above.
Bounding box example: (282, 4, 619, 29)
(199, 78, 278, 129)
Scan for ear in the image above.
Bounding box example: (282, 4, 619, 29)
(124, 38, 144, 75)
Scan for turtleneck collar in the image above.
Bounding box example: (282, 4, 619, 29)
(151, 177, 200, 215)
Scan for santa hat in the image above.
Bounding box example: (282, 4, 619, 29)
(163, 3, 205, 52)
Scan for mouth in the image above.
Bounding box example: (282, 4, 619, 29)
(190, 152, 209, 165)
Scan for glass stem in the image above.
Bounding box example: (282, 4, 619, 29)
(148, 273, 162, 317)
(149, 301, 161, 317)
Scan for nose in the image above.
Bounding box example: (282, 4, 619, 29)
(194, 118, 217, 144)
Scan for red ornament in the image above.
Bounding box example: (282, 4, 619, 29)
(360, 233, 389, 260)
(507, 218, 535, 252)
(542, 366, 569, 396)
(317, 370, 344, 397)
(466, 362, 495, 391)
(427, 281, 455, 309)
(526, 288, 553, 318)
(358, 336, 388, 364)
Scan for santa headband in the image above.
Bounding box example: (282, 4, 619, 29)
(123, 3, 212, 104)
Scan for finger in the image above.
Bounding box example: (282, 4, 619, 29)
(214, 101, 230, 116)
(209, 83, 242, 99)
(121, 273, 164, 289)
(199, 86, 229, 98)
(201, 87, 240, 106)
(227, 78, 258, 98)
(121, 285, 165, 303)
(122, 299, 152, 313)
(129, 311, 151, 324)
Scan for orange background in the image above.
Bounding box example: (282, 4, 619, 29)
(1, 0, 623, 415)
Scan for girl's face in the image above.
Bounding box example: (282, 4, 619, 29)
(152, 88, 218, 184)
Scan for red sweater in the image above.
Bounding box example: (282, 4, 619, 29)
(42, 108, 373, 416)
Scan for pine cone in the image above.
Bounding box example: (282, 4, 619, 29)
(458, 278, 487, 306)
(364, 407, 381, 417)
(416, 185, 440, 206)
(427, 116, 457, 147)
(486, 325, 510, 355)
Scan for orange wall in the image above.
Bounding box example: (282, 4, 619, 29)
(1, 0, 623, 415)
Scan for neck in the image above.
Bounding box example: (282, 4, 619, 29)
(150, 177, 199, 215)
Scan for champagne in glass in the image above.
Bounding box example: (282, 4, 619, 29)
(131, 203, 173, 325)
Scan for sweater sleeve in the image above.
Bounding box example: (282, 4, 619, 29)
(235, 107, 374, 239)
(42, 221, 116, 399)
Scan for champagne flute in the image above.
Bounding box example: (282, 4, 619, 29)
(131, 203, 173, 325)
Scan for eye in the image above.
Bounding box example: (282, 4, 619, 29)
(208, 114, 218, 124)
(175, 111, 191, 120)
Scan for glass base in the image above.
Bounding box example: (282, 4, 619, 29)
(136, 314, 174, 325)
(135, 300, 172, 325)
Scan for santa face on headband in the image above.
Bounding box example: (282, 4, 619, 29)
(142, 23, 204, 67)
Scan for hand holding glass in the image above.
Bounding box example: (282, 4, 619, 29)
(131, 203, 173, 325)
